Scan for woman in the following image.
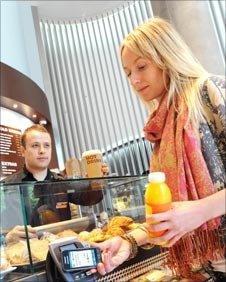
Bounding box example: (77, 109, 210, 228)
(94, 17, 226, 278)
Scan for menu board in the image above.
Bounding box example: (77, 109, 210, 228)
(0, 125, 24, 179)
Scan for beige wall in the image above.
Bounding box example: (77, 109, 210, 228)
(151, 0, 224, 75)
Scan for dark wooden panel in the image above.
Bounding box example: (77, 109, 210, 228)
(0, 62, 58, 169)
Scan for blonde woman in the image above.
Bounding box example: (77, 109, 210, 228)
(94, 17, 225, 278)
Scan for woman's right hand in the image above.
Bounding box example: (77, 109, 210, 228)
(6, 225, 37, 243)
(92, 236, 131, 276)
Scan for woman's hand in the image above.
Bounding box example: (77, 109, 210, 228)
(6, 225, 37, 243)
(91, 236, 131, 275)
(146, 200, 206, 247)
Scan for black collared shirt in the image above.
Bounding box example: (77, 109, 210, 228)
(2, 167, 103, 227)
(2, 166, 62, 183)
(2, 167, 70, 227)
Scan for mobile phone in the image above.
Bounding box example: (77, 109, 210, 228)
(61, 247, 102, 272)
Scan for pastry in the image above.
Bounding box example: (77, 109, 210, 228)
(102, 216, 134, 236)
(78, 231, 90, 241)
(89, 228, 103, 237)
(88, 229, 106, 242)
(0, 252, 10, 271)
(30, 238, 49, 261)
(5, 241, 29, 265)
(106, 226, 125, 236)
(108, 216, 134, 229)
(6, 238, 49, 264)
(57, 229, 78, 238)
(40, 232, 59, 243)
(88, 234, 106, 242)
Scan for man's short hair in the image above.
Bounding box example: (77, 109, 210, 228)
(21, 124, 50, 148)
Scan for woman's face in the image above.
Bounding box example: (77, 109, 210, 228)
(121, 46, 168, 102)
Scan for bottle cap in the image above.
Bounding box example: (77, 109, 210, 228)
(148, 172, 165, 183)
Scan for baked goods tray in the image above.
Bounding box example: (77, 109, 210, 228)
(33, 216, 91, 236)
(97, 250, 168, 282)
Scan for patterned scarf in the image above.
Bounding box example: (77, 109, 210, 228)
(143, 93, 224, 278)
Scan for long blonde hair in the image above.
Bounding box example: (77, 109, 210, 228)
(121, 17, 209, 124)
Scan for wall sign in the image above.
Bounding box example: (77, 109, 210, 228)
(0, 125, 24, 179)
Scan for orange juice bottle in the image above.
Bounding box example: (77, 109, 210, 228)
(145, 172, 172, 238)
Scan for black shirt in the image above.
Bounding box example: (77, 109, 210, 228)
(2, 166, 62, 183)
(2, 167, 71, 227)
(2, 167, 103, 227)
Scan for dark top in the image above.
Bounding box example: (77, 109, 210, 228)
(3, 167, 71, 227)
(2, 167, 103, 227)
(2, 166, 61, 183)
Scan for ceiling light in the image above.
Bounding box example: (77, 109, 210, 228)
(13, 104, 18, 108)
(39, 119, 47, 125)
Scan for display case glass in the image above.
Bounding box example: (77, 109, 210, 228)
(1, 176, 149, 278)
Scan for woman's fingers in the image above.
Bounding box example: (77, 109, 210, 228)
(96, 262, 106, 276)
(91, 240, 111, 252)
(102, 251, 116, 273)
(147, 221, 171, 232)
(90, 269, 97, 274)
(90, 241, 101, 249)
(111, 248, 129, 265)
(148, 229, 185, 247)
(146, 210, 171, 223)
(148, 229, 177, 245)
(162, 230, 179, 241)
(101, 249, 124, 274)
(93, 237, 129, 276)
(163, 233, 185, 247)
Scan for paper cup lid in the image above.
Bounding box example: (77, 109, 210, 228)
(82, 150, 102, 157)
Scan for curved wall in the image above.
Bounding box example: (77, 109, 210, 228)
(1, 1, 44, 90)
(1, 62, 58, 169)
(39, 1, 153, 176)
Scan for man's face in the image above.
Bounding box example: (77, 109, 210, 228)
(21, 130, 52, 171)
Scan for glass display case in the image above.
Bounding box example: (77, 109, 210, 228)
(1, 176, 211, 281)
(1, 176, 157, 280)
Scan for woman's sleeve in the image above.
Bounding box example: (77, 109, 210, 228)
(200, 76, 226, 178)
(204, 76, 226, 136)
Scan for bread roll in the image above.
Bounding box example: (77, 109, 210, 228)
(6, 238, 49, 265)
(5, 242, 29, 265)
(0, 257, 10, 271)
(57, 229, 78, 238)
(30, 239, 49, 261)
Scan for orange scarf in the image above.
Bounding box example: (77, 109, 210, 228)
(143, 94, 224, 277)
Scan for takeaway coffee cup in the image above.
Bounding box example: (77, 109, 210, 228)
(81, 150, 103, 178)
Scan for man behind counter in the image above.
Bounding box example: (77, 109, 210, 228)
(4, 124, 107, 243)
(4, 124, 67, 242)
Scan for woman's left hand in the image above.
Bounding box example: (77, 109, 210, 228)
(91, 236, 131, 275)
(145, 200, 206, 247)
